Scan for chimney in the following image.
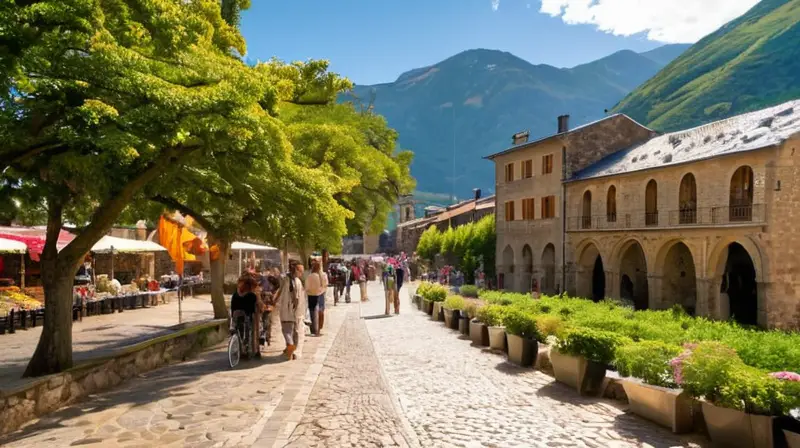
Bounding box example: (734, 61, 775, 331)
(557, 115, 570, 134)
(473, 188, 481, 201)
(512, 131, 529, 145)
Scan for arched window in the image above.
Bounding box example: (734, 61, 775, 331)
(645, 180, 658, 226)
(679, 174, 697, 224)
(729, 166, 754, 222)
(581, 191, 592, 229)
(606, 186, 617, 223)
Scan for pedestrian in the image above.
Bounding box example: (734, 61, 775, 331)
(305, 260, 325, 336)
(279, 262, 307, 360)
(319, 262, 329, 332)
(231, 272, 261, 358)
(384, 261, 398, 315)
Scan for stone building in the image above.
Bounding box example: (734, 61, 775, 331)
(487, 114, 654, 294)
(490, 99, 800, 329)
(564, 100, 800, 329)
(395, 193, 496, 256)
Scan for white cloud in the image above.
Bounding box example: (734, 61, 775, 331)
(492, 0, 500, 11)
(539, 0, 760, 43)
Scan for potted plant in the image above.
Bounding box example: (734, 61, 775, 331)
(504, 309, 540, 367)
(477, 304, 507, 351)
(771, 373, 800, 448)
(468, 303, 489, 346)
(442, 296, 465, 330)
(615, 340, 693, 433)
(460, 302, 477, 335)
(677, 342, 799, 448)
(459, 285, 478, 298)
(551, 328, 626, 395)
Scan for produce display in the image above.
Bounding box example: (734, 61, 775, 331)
(0, 286, 43, 314)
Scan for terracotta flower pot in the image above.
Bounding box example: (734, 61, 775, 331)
(701, 401, 774, 448)
(784, 430, 800, 448)
(487, 326, 506, 351)
(470, 319, 489, 346)
(549, 348, 606, 396)
(506, 334, 538, 367)
(620, 378, 693, 433)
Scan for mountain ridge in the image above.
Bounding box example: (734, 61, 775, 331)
(343, 44, 690, 197)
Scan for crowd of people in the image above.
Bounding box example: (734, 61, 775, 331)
(229, 253, 412, 362)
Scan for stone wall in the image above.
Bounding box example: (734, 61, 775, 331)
(0, 319, 227, 436)
(563, 115, 655, 179)
(563, 140, 800, 329)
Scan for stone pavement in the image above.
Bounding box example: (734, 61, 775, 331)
(281, 296, 415, 448)
(1, 296, 214, 392)
(363, 282, 708, 448)
(0, 292, 351, 448)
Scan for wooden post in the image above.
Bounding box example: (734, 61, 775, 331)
(20, 253, 25, 290)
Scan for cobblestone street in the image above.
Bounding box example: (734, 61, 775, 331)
(1, 281, 710, 447)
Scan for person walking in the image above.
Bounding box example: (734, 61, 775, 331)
(356, 261, 368, 302)
(305, 260, 325, 336)
(383, 262, 398, 315)
(279, 262, 307, 360)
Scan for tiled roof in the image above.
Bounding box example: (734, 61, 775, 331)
(572, 100, 800, 181)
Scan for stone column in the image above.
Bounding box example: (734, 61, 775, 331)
(647, 274, 662, 310)
(695, 278, 713, 318)
(757, 282, 769, 328)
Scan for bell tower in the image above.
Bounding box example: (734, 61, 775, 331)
(397, 195, 416, 224)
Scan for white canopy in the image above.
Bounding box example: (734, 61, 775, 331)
(0, 238, 27, 254)
(231, 242, 277, 251)
(91, 235, 167, 253)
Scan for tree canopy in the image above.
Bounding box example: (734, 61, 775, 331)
(415, 214, 495, 282)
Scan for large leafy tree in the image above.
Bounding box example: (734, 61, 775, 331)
(0, 0, 278, 376)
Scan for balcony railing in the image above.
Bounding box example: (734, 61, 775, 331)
(567, 204, 765, 231)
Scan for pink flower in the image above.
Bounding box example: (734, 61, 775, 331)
(670, 343, 698, 386)
(770, 371, 800, 382)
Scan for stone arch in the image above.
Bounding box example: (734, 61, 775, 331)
(617, 239, 649, 310)
(606, 185, 617, 223)
(645, 179, 658, 226)
(707, 237, 765, 326)
(581, 190, 593, 229)
(729, 165, 754, 222)
(679, 173, 698, 224)
(501, 244, 515, 291)
(541, 243, 556, 295)
(521, 244, 534, 292)
(656, 240, 698, 315)
(576, 240, 606, 302)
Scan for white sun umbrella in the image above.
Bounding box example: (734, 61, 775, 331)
(0, 238, 28, 288)
(91, 236, 168, 280)
(231, 242, 277, 274)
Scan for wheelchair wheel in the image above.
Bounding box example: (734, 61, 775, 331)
(228, 334, 241, 368)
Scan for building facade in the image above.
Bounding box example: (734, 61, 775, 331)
(490, 100, 800, 329)
(488, 114, 654, 294)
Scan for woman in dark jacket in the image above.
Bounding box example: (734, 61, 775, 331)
(231, 273, 261, 357)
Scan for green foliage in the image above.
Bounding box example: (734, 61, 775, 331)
(417, 282, 447, 302)
(503, 309, 541, 341)
(416, 226, 442, 263)
(676, 342, 742, 401)
(459, 285, 478, 298)
(464, 300, 482, 319)
(615, 0, 800, 131)
(443, 295, 466, 311)
(556, 328, 629, 365)
(615, 341, 682, 388)
(476, 304, 507, 327)
(535, 315, 565, 339)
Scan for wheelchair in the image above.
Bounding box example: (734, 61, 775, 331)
(228, 310, 254, 368)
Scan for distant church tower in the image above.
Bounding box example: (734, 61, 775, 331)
(397, 195, 416, 224)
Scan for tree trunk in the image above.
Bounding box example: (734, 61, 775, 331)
(209, 237, 230, 320)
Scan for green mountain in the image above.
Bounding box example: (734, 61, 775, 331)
(343, 46, 688, 197)
(615, 0, 800, 132)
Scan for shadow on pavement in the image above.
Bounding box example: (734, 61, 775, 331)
(612, 412, 708, 447)
(0, 345, 288, 446)
(361, 314, 395, 320)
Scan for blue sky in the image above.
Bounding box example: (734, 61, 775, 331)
(239, 0, 671, 86)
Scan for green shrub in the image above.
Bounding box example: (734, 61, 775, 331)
(535, 315, 564, 339)
(717, 366, 800, 416)
(459, 285, 478, 298)
(419, 283, 447, 302)
(615, 341, 682, 388)
(443, 295, 466, 310)
(678, 342, 743, 402)
(476, 304, 506, 327)
(464, 301, 481, 319)
(503, 309, 541, 341)
(415, 282, 432, 298)
(556, 328, 629, 365)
